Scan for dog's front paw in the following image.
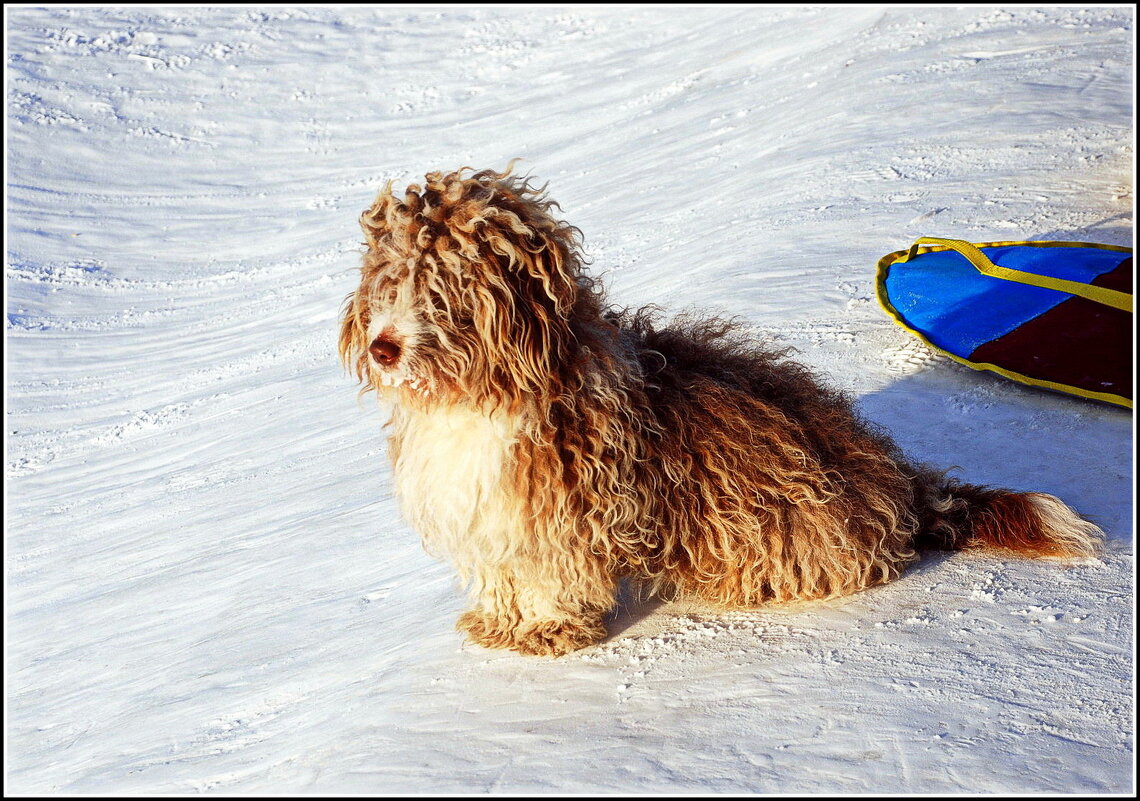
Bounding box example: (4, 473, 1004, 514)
(456, 609, 518, 651)
(513, 617, 607, 657)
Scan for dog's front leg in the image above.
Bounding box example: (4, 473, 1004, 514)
(457, 558, 613, 657)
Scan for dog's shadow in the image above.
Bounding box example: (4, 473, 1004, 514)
(605, 578, 667, 639)
(856, 366, 1133, 543)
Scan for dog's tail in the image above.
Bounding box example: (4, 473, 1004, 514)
(911, 471, 1104, 558)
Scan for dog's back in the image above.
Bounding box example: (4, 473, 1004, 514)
(609, 310, 1103, 605)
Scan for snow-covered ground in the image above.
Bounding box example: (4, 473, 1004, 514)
(5, 4, 1134, 794)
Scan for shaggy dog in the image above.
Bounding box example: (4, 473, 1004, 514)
(339, 166, 1104, 657)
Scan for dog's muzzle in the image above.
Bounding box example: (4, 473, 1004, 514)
(369, 334, 402, 368)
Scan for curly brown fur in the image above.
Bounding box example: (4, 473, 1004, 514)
(339, 166, 1104, 657)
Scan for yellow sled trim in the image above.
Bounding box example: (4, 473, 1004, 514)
(876, 238, 1133, 410)
(904, 237, 1132, 312)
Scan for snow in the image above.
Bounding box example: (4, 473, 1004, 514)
(4, 4, 1134, 794)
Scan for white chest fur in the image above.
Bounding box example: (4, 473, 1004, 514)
(388, 403, 523, 573)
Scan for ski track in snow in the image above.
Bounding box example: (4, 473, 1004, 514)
(5, 5, 1134, 794)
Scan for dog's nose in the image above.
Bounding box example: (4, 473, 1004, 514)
(369, 335, 402, 367)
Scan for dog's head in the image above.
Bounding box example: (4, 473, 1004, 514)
(339, 166, 595, 410)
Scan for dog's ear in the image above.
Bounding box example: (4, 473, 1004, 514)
(337, 289, 369, 384)
(457, 175, 587, 402)
(479, 208, 580, 319)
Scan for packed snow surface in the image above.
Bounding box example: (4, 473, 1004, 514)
(5, 5, 1134, 794)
